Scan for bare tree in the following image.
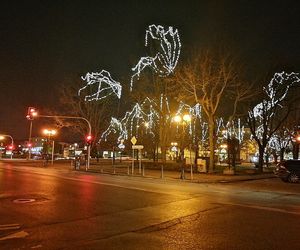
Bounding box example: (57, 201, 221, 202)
(57, 78, 115, 146)
(172, 49, 252, 172)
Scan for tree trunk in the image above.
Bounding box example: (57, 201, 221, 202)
(194, 143, 199, 165)
(273, 152, 278, 164)
(258, 145, 264, 173)
(279, 148, 285, 161)
(208, 117, 215, 173)
(292, 142, 299, 159)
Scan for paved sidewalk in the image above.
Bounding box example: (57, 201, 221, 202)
(1, 159, 276, 183)
(85, 162, 275, 183)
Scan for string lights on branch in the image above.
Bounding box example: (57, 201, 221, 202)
(249, 71, 300, 138)
(250, 72, 300, 120)
(78, 70, 122, 101)
(101, 97, 160, 143)
(131, 24, 181, 90)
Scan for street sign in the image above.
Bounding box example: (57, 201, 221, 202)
(132, 145, 144, 150)
(131, 136, 137, 145)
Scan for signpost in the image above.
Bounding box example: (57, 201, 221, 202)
(132, 145, 144, 174)
(130, 137, 144, 175)
(131, 137, 137, 175)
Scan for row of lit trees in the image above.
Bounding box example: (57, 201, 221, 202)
(56, 47, 300, 173)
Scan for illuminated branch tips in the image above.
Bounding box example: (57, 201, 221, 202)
(79, 70, 122, 101)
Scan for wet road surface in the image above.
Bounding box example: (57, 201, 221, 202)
(0, 162, 299, 249)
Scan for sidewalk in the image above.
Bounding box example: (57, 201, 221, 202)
(85, 162, 275, 183)
(1, 159, 276, 183)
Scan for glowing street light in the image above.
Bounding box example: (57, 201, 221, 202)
(0, 134, 14, 159)
(43, 129, 57, 165)
(173, 114, 192, 179)
(26, 107, 38, 160)
(43, 129, 57, 138)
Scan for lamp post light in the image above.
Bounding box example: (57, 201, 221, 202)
(43, 129, 57, 165)
(0, 134, 14, 159)
(173, 114, 191, 180)
(26, 107, 38, 160)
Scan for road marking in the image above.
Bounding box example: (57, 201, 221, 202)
(0, 230, 28, 241)
(223, 202, 300, 215)
(0, 224, 21, 230)
(31, 245, 43, 248)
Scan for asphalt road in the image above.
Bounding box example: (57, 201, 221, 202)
(0, 162, 299, 250)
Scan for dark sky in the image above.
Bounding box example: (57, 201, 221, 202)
(0, 0, 299, 140)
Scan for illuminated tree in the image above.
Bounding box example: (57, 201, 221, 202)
(248, 72, 300, 172)
(57, 77, 116, 145)
(172, 49, 252, 172)
(131, 24, 181, 90)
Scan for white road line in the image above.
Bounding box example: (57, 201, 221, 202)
(0, 230, 28, 241)
(223, 202, 300, 215)
(0, 224, 21, 230)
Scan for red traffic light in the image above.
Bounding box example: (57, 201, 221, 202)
(8, 145, 14, 150)
(85, 135, 93, 145)
(26, 107, 37, 120)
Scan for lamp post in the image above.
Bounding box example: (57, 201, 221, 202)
(174, 114, 191, 180)
(26, 107, 38, 160)
(43, 129, 57, 165)
(0, 134, 14, 159)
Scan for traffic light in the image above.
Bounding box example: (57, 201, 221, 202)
(26, 107, 37, 120)
(8, 145, 14, 150)
(85, 135, 93, 145)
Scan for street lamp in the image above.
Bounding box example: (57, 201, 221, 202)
(0, 134, 14, 159)
(26, 107, 38, 160)
(43, 129, 57, 165)
(173, 114, 191, 179)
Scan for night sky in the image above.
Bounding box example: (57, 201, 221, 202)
(0, 0, 299, 141)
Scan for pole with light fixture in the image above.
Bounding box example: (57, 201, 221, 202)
(173, 114, 191, 180)
(26, 107, 38, 160)
(43, 129, 57, 165)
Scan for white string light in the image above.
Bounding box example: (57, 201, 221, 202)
(101, 97, 160, 142)
(249, 72, 300, 139)
(251, 72, 300, 119)
(79, 70, 122, 101)
(131, 24, 181, 90)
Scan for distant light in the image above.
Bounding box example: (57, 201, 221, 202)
(173, 115, 182, 123)
(43, 129, 57, 136)
(183, 114, 191, 122)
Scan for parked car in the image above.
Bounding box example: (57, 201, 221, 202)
(274, 160, 300, 183)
